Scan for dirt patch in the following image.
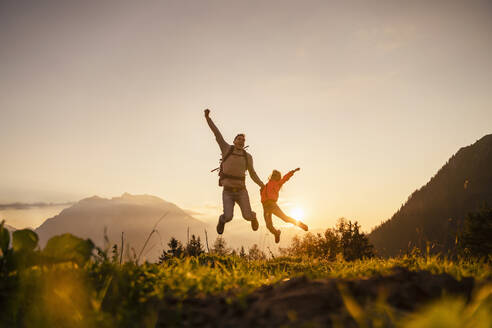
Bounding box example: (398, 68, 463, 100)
(155, 267, 475, 327)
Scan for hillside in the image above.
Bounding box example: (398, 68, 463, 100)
(35, 193, 208, 262)
(369, 134, 492, 256)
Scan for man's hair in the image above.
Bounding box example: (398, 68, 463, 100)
(234, 133, 245, 142)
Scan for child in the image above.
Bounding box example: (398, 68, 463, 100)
(260, 167, 308, 243)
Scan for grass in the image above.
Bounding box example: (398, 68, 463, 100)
(1, 254, 491, 327)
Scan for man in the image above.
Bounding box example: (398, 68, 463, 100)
(204, 109, 265, 235)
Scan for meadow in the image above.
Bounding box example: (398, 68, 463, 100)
(1, 246, 491, 327)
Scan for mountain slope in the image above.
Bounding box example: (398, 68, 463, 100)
(35, 193, 208, 262)
(369, 134, 492, 256)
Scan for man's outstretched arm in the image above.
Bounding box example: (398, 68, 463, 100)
(246, 154, 265, 188)
(204, 109, 229, 154)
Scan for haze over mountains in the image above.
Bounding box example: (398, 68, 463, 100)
(369, 134, 492, 256)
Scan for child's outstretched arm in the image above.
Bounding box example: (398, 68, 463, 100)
(280, 167, 300, 186)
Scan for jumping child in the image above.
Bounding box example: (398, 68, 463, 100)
(260, 168, 308, 243)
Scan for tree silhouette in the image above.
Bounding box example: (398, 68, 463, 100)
(336, 218, 374, 261)
(248, 244, 266, 260)
(460, 206, 492, 260)
(282, 218, 374, 261)
(239, 246, 246, 258)
(211, 236, 230, 256)
(185, 235, 204, 257)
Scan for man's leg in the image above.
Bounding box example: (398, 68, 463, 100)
(237, 189, 259, 231)
(271, 204, 308, 231)
(217, 189, 235, 234)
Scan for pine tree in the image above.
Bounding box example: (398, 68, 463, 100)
(248, 244, 266, 260)
(460, 206, 492, 259)
(167, 237, 184, 258)
(211, 236, 230, 256)
(336, 218, 374, 261)
(239, 246, 246, 258)
(158, 249, 170, 264)
(185, 234, 204, 257)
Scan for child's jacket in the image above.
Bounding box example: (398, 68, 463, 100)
(261, 170, 295, 203)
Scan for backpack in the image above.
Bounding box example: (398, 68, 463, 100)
(211, 146, 249, 186)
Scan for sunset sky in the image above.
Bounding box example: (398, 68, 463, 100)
(1, 0, 491, 231)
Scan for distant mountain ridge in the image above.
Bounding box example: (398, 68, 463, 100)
(32, 193, 309, 260)
(369, 134, 492, 256)
(35, 193, 208, 262)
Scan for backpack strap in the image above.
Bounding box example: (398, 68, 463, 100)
(221, 145, 235, 164)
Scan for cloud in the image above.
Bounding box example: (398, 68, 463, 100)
(0, 202, 74, 210)
(203, 202, 220, 210)
(182, 202, 222, 221)
(355, 24, 418, 52)
(183, 209, 204, 216)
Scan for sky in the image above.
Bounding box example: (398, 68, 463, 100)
(1, 0, 491, 231)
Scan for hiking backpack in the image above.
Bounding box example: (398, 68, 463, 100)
(211, 146, 249, 186)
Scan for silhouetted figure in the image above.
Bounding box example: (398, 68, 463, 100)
(261, 168, 308, 243)
(204, 109, 265, 235)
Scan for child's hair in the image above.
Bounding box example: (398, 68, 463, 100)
(269, 170, 281, 181)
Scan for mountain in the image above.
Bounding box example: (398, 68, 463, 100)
(35, 193, 208, 262)
(369, 134, 492, 257)
(33, 193, 310, 260)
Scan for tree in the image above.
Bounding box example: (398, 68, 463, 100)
(239, 246, 246, 258)
(159, 237, 184, 263)
(167, 237, 184, 258)
(460, 206, 492, 260)
(211, 236, 230, 256)
(281, 218, 374, 261)
(336, 218, 374, 261)
(185, 234, 204, 257)
(248, 244, 266, 260)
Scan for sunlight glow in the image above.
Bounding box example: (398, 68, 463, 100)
(289, 207, 305, 221)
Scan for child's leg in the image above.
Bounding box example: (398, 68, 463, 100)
(271, 204, 297, 225)
(264, 205, 281, 243)
(263, 210, 277, 235)
(272, 204, 309, 231)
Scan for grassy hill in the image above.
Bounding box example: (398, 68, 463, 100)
(1, 220, 491, 327)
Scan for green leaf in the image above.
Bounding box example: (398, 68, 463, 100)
(12, 229, 38, 252)
(0, 220, 10, 253)
(43, 233, 95, 266)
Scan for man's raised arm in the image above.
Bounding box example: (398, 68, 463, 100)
(204, 109, 229, 153)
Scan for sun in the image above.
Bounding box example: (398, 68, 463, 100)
(289, 206, 305, 221)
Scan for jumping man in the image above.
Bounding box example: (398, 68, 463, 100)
(204, 109, 265, 234)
